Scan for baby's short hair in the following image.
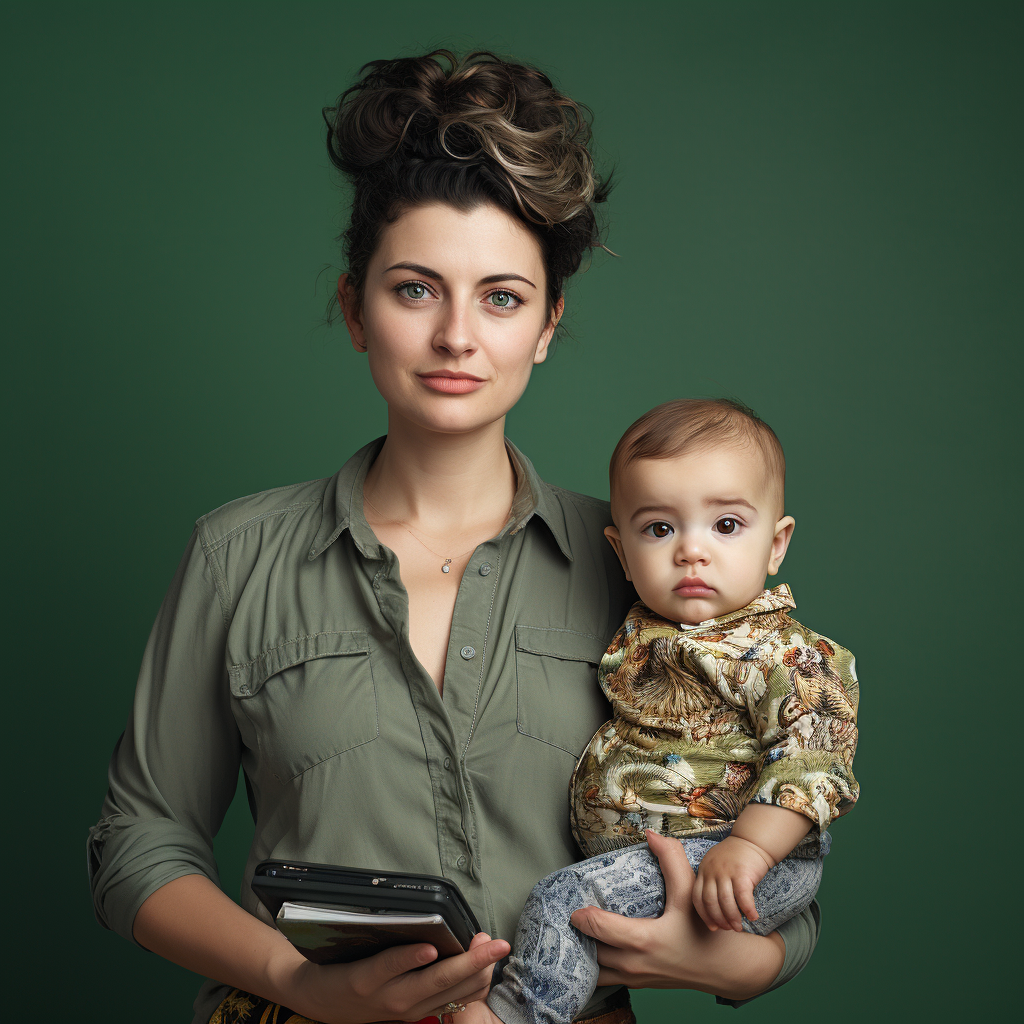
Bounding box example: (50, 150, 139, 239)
(609, 398, 786, 515)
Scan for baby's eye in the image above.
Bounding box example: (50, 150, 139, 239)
(642, 521, 674, 539)
(715, 518, 740, 535)
(486, 290, 522, 310)
(397, 282, 431, 300)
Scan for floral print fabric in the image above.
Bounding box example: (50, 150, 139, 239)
(570, 585, 859, 858)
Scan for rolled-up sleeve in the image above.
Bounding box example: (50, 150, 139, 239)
(87, 525, 239, 943)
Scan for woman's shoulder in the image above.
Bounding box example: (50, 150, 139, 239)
(535, 481, 614, 559)
(547, 484, 612, 521)
(538, 483, 634, 626)
(195, 474, 331, 551)
(188, 473, 345, 626)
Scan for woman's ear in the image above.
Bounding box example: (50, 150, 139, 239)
(337, 273, 367, 353)
(604, 525, 631, 581)
(767, 516, 796, 575)
(533, 295, 564, 365)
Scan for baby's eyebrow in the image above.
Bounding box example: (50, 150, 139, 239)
(704, 497, 758, 512)
(629, 504, 677, 523)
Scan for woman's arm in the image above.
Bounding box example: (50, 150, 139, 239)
(88, 528, 240, 942)
(570, 832, 786, 1001)
(92, 526, 509, 1022)
(134, 874, 509, 1024)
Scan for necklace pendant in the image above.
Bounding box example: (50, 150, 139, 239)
(442, 559, 452, 574)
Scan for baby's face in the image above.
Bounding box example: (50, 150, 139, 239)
(606, 445, 794, 625)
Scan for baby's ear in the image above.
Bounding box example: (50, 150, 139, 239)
(603, 525, 631, 581)
(768, 516, 796, 575)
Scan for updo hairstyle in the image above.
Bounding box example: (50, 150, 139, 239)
(324, 50, 611, 318)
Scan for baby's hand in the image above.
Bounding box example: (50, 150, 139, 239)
(692, 836, 774, 933)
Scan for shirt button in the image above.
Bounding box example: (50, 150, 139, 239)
(460, 646, 476, 660)
(457, 855, 467, 868)
(443, 757, 452, 770)
(479, 562, 492, 576)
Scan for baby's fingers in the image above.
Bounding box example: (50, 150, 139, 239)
(691, 873, 712, 930)
(694, 877, 725, 931)
(735, 880, 759, 926)
(715, 879, 744, 933)
(692, 872, 716, 929)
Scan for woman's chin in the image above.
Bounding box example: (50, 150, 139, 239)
(387, 397, 516, 438)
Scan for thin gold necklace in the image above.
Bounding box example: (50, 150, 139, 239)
(363, 492, 513, 573)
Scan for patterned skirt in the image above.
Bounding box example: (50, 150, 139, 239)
(208, 987, 634, 1024)
(209, 991, 479, 1024)
(209, 990, 320, 1024)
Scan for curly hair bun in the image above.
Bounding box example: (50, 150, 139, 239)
(325, 50, 606, 228)
(324, 51, 610, 310)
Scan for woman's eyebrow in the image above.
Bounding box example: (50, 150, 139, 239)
(384, 261, 443, 280)
(479, 273, 537, 289)
(383, 263, 536, 289)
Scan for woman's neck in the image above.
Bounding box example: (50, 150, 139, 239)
(362, 413, 517, 532)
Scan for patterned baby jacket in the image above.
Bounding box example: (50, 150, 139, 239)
(569, 584, 859, 858)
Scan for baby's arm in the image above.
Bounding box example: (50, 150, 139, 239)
(693, 623, 860, 934)
(692, 804, 812, 932)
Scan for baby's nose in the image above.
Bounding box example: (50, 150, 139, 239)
(677, 536, 708, 562)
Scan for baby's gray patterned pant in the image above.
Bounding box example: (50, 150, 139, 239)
(487, 832, 827, 1024)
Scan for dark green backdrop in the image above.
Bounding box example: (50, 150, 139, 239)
(6, 3, 1019, 1021)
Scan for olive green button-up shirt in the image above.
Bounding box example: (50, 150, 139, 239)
(88, 437, 631, 1023)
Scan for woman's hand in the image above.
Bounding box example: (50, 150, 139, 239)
(134, 875, 509, 1024)
(282, 931, 510, 1024)
(568, 831, 784, 1000)
(568, 831, 704, 990)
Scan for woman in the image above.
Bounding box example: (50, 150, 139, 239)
(88, 51, 820, 1024)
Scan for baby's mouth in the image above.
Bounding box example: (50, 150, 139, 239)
(674, 577, 714, 595)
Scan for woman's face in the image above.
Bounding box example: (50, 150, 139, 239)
(340, 202, 561, 436)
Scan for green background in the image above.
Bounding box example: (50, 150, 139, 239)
(6, 2, 1020, 1020)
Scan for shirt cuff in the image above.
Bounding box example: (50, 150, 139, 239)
(87, 813, 221, 945)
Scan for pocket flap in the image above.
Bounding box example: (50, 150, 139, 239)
(514, 626, 608, 665)
(230, 630, 371, 697)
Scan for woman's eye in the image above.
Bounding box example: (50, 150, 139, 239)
(397, 282, 430, 300)
(643, 522, 674, 538)
(715, 518, 740, 535)
(487, 290, 521, 309)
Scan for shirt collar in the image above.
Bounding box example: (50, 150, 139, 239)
(308, 436, 574, 562)
(677, 583, 796, 633)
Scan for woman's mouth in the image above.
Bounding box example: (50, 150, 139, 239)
(418, 372, 485, 394)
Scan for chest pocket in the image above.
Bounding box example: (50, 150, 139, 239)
(515, 626, 611, 757)
(229, 631, 378, 782)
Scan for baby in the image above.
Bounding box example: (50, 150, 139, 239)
(478, 398, 860, 1024)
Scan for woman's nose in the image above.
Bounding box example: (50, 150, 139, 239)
(433, 303, 476, 357)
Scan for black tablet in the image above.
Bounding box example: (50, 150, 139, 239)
(251, 860, 482, 957)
